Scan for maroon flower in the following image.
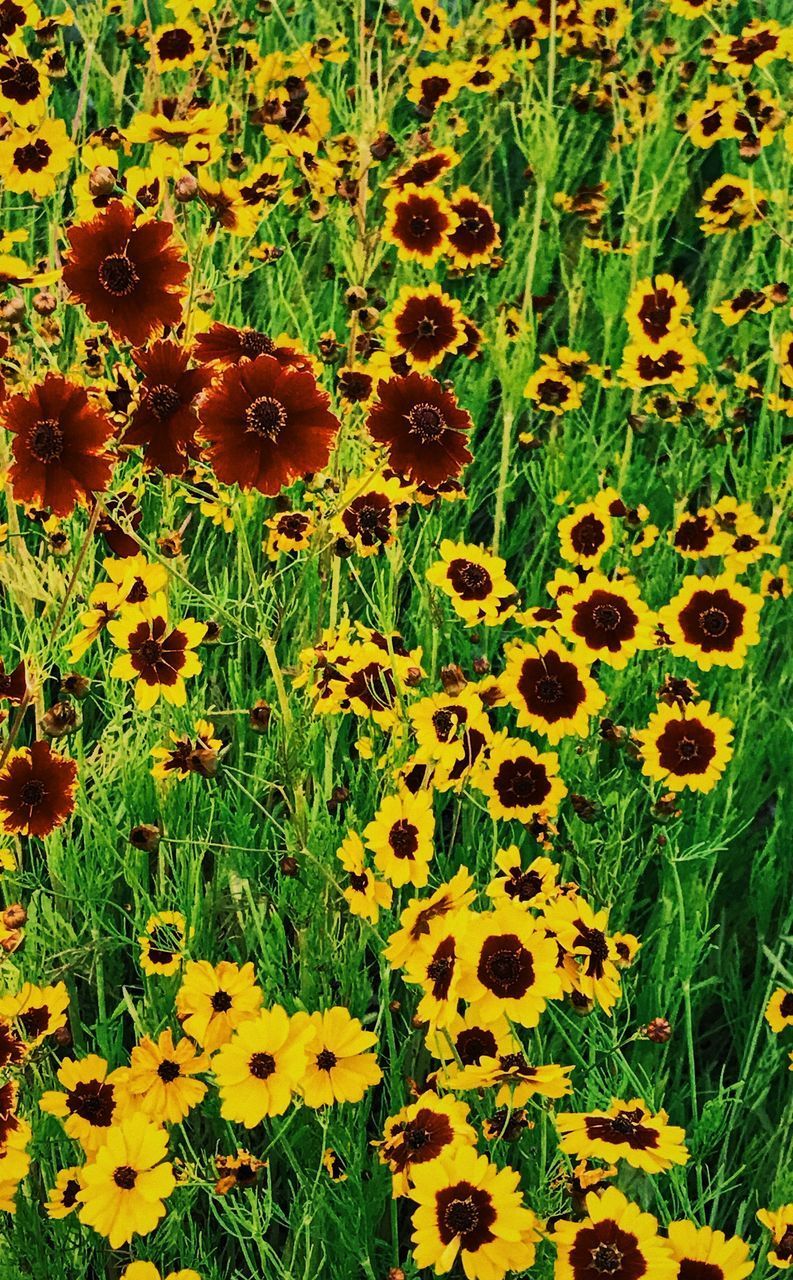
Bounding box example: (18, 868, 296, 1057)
(198, 354, 340, 495)
(123, 341, 213, 474)
(62, 201, 189, 347)
(366, 373, 472, 487)
(0, 740, 78, 838)
(0, 374, 114, 516)
(194, 323, 310, 370)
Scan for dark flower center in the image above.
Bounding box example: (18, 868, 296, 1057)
(245, 395, 287, 440)
(416, 317, 437, 338)
(570, 513, 605, 556)
(19, 1005, 49, 1037)
(61, 1178, 80, 1209)
(157, 27, 194, 60)
(157, 1059, 181, 1082)
(240, 329, 276, 358)
(409, 214, 431, 237)
(139, 638, 163, 666)
(28, 418, 64, 463)
(249, 1051, 276, 1079)
(211, 990, 233, 1012)
(389, 820, 418, 859)
(408, 403, 445, 443)
(777, 1228, 793, 1261)
(0, 58, 40, 105)
(537, 677, 563, 703)
(592, 1244, 623, 1274)
(98, 252, 140, 297)
(406, 1124, 431, 1150)
(592, 603, 621, 631)
(780, 993, 793, 1017)
(66, 1080, 115, 1126)
(316, 1048, 337, 1071)
(349, 870, 368, 892)
(699, 607, 728, 637)
(20, 779, 46, 806)
(146, 384, 182, 421)
(448, 559, 492, 599)
(445, 1198, 479, 1234)
(13, 139, 51, 174)
(0, 1, 26, 38)
(113, 1165, 137, 1190)
(478, 933, 534, 998)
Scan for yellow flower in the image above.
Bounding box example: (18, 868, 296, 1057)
(486, 849, 559, 908)
(757, 1205, 793, 1268)
(765, 988, 793, 1035)
(213, 1006, 314, 1125)
(502, 634, 605, 744)
(426, 540, 516, 627)
(546, 893, 623, 1014)
(175, 960, 262, 1052)
(556, 1097, 689, 1174)
(0, 980, 69, 1046)
(0, 116, 75, 197)
(402, 908, 473, 1028)
(557, 572, 655, 668)
(558, 498, 614, 567)
(473, 731, 567, 821)
(384, 866, 476, 968)
(659, 574, 762, 670)
(383, 183, 458, 266)
(78, 1116, 176, 1249)
(378, 1092, 477, 1198)
(45, 1166, 83, 1219)
(635, 699, 734, 794)
(298, 1007, 381, 1107)
(119, 1030, 209, 1125)
(139, 911, 189, 978)
(553, 1187, 677, 1280)
(336, 829, 393, 923)
(150, 20, 207, 71)
(40, 1054, 128, 1152)
(458, 904, 563, 1027)
(364, 788, 435, 888)
(108, 599, 206, 709)
(667, 1221, 754, 1280)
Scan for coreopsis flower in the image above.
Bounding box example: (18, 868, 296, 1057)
(386, 147, 460, 191)
(458, 904, 563, 1027)
(548, 894, 623, 1014)
(473, 731, 567, 821)
(635, 699, 734, 793)
(378, 1092, 477, 1197)
(0, 1114, 30, 1213)
(525, 361, 582, 415)
(486, 850, 560, 908)
(669, 509, 731, 560)
(40, 1055, 127, 1152)
(213, 1006, 314, 1125)
(366, 372, 472, 487)
(426, 540, 516, 627)
(108, 603, 206, 709)
(198, 354, 339, 495)
(125, 103, 226, 165)
(0, 980, 68, 1046)
(757, 1205, 793, 1268)
(138, 911, 189, 977)
(122, 1265, 201, 1280)
(383, 184, 458, 265)
(619, 334, 705, 392)
(0, 374, 114, 516)
(45, 1167, 84, 1219)
(383, 284, 466, 371)
(711, 20, 792, 75)
(119, 1030, 209, 1125)
(0, 55, 50, 125)
(402, 910, 471, 1028)
(364, 788, 435, 888)
(194, 323, 309, 369)
(77, 1115, 176, 1249)
(558, 499, 614, 567)
(557, 573, 655, 668)
(502, 635, 605, 744)
(410, 1146, 540, 1280)
(0, 1019, 24, 1070)
(408, 687, 492, 791)
(151, 720, 221, 781)
(427, 1009, 517, 1085)
(0, 116, 75, 196)
(332, 474, 407, 556)
(553, 1187, 677, 1280)
(63, 202, 189, 347)
(336, 830, 393, 923)
(0, 740, 78, 837)
(175, 960, 262, 1053)
(447, 187, 500, 268)
(697, 175, 768, 235)
(556, 1098, 689, 1175)
(406, 60, 465, 115)
(123, 341, 213, 474)
(448, 1051, 573, 1107)
(265, 509, 315, 558)
(659, 575, 762, 670)
(766, 989, 793, 1034)
(214, 1150, 267, 1195)
(667, 1222, 754, 1280)
(297, 1008, 381, 1107)
(150, 19, 206, 69)
(625, 275, 692, 346)
(384, 866, 476, 967)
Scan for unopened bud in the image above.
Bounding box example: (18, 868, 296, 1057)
(129, 823, 161, 853)
(32, 290, 57, 316)
(174, 172, 199, 203)
(2, 904, 26, 930)
(88, 165, 116, 197)
(249, 700, 271, 732)
(645, 1017, 672, 1044)
(41, 699, 79, 738)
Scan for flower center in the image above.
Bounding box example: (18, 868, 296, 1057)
(20, 779, 45, 806)
(409, 214, 431, 237)
(536, 676, 563, 703)
(349, 870, 368, 892)
(445, 1197, 479, 1235)
(98, 252, 140, 297)
(245, 395, 287, 440)
(316, 1048, 337, 1071)
(408, 403, 445, 443)
(592, 603, 621, 631)
(415, 317, 437, 338)
(240, 329, 276, 358)
(676, 735, 700, 760)
(113, 1165, 137, 1190)
(406, 1124, 430, 1150)
(699, 606, 729, 637)
(249, 1051, 276, 1079)
(28, 418, 64, 463)
(157, 1059, 181, 1082)
(145, 384, 182, 421)
(592, 1244, 623, 1274)
(139, 638, 163, 666)
(210, 990, 233, 1012)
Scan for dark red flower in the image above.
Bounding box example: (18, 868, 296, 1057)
(123, 341, 213, 474)
(366, 373, 472, 487)
(0, 374, 114, 516)
(0, 740, 78, 838)
(198, 354, 340, 495)
(194, 323, 310, 370)
(448, 192, 499, 266)
(62, 201, 189, 347)
(0, 659, 27, 705)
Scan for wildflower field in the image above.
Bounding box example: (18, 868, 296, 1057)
(0, 0, 790, 1277)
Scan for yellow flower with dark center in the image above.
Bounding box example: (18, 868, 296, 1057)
(0, 115, 75, 196)
(150, 20, 206, 72)
(451, 1052, 573, 1108)
(757, 1205, 793, 1268)
(410, 1145, 540, 1279)
(40, 1054, 127, 1153)
(265, 508, 315, 559)
(557, 572, 655, 669)
(383, 183, 458, 266)
(619, 333, 705, 392)
(77, 1115, 176, 1249)
(119, 1030, 209, 1125)
(384, 866, 476, 967)
(546, 894, 623, 1014)
(364, 788, 435, 888)
(125, 105, 227, 166)
(408, 687, 493, 789)
(688, 87, 739, 149)
(636, 699, 734, 794)
(383, 284, 466, 371)
(625, 274, 692, 346)
(0, 55, 50, 127)
(659, 574, 762, 670)
(558, 499, 614, 567)
(426, 539, 516, 627)
(402, 908, 473, 1028)
(213, 1006, 314, 1125)
(151, 719, 221, 782)
(175, 959, 262, 1052)
(557, 1097, 689, 1174)
(297, 1007, 381, 1107)
(474, 731, 567, 821)
(667, 1221, 754, 1280)
(336, 829, 393, 923)
(45, 1166, 83, 1219)
(765, 988, 793, 1034)
(138, 911, 189, 978)
(524, 361, 582, 415)
(458, 904, 562, 1027)
(378, 1092, 476, 1198)
(121, 1264, 201, 1280)
(0, 980, 69, 1046)
(503, 635, 605, 744)
(553, 1187, 677, 1280)
(108, 599, 206, 709)
(486, 849, 560, 909)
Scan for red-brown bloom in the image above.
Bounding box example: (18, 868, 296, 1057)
(366, 373, 472, 487)
(194, 323, 310, 370)
(123, 341, 213, 474)
(0, 374, 114, 516)
(198, 354, 340, 495)
(62, 201, 189, 347)
(0, 740, 78, 837)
